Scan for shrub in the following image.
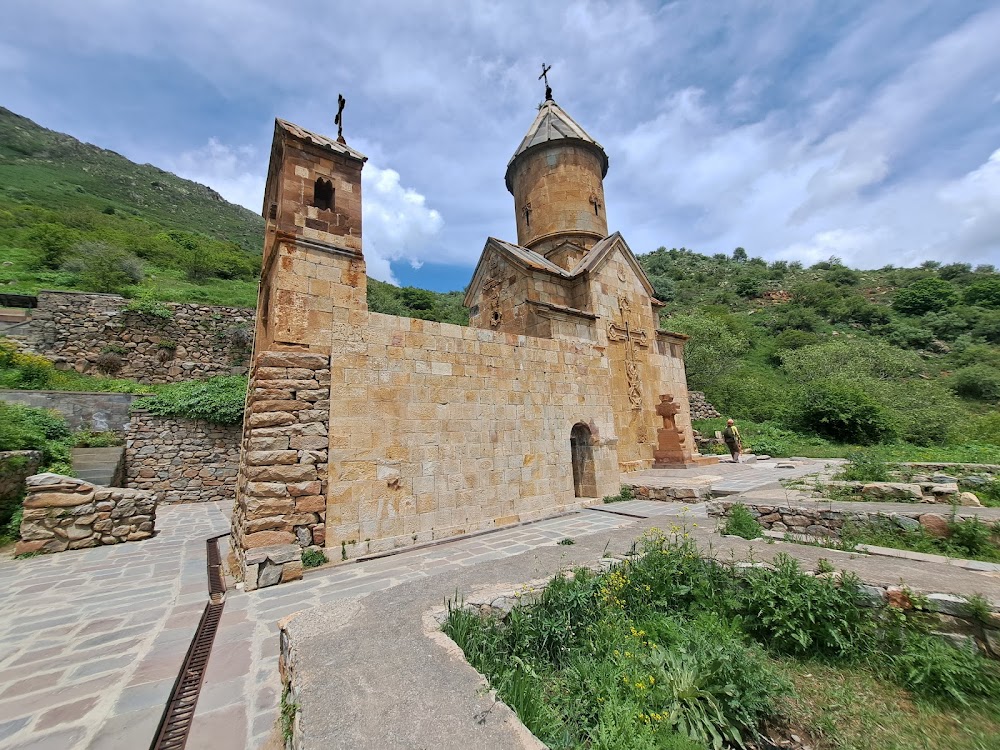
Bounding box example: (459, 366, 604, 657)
(720, 504, 761, 539)
(836, 451, 891, 482)
(65, 242, 144, 294)
(124, 296, 173, 320)
(94, 352, 124, 376)
(780, 339, 923, 383)
(0, 343, 55, 389)
(950, 365, 1000, 402)
(135, 376, 247, 424)
(892, 278, 960, 315)
(0, 402, 72, 470)
(797, 379, 896, 444)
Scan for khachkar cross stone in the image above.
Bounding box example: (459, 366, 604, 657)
(607, 296, 648, 410)
(653, 394, 690, 466)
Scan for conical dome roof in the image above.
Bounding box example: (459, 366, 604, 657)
(505, 100, 609, 192)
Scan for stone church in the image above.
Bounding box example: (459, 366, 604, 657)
(231, 94, 715, 589)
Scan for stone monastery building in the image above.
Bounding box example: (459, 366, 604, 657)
(231, 93, 715, 589)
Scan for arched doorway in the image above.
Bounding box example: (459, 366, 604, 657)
(570, 423, 597, 498)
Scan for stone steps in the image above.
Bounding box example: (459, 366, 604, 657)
(71, 446, 125, 487)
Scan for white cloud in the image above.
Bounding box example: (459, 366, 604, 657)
(164, 138, 264, 214)
(362, 165, 444, 285)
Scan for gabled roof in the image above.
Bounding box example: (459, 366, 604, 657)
(275, 118, 368, 163)
(462, 232, 659, 307)
(505, 100, 609, 191)
(573, 232, 657, 298)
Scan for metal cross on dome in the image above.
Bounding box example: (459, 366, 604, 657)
(539, 63, 553, 101)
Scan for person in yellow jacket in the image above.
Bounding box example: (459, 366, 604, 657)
(722, 419, 742, 463)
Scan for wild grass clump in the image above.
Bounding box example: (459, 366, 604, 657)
(301, 548, 326, 568)
(838, 516, 1000, 563)
(836, 451, 892, 482)
(444, 530, 1000, 749)
(720, 504, 761, 539)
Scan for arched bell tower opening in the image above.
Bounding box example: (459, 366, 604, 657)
(570, 423, 597, 498)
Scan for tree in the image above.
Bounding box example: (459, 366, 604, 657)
(27, 222, 78, 268)
(892, 277, 959, 315)
(964, 278, 1000, 309)
(732, 247, 748, 262)
(661, 313, 750, 390)
(797, 378, 896, 444)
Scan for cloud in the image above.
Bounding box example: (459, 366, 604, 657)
(362, 165, 444, 285)
(164, 138, 265, 215)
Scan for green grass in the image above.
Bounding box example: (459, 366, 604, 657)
(837, 517, 1000, 564)
(444, 531, 1000, 750)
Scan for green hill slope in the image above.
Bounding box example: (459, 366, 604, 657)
(0, 107, 265, 305)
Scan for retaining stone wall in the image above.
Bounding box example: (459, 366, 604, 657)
(16, 473, 156, 556)
(688, 390, 720, 420)
(125, 410, 241, 504)
(0, 389, 143, 434)
(232, 351, 331, 590)
(18, 291, 254, 384)
(707, 499, 948, 539)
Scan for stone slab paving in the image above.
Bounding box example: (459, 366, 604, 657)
(0, 502, 230, 750)
(625, 458, 835, 496)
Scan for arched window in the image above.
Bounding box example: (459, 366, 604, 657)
(313, 178, 334, 211)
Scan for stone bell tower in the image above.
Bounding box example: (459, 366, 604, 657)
(255, 118, 369, 352)
(504, 96, 610, 271)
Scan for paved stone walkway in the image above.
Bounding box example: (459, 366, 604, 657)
(0, 503, 230, 750)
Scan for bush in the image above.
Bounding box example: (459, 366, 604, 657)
(0, 340, 55, 389)
(950, 365, 1000, 402)
(797, 379, 896, 444)
(780, 339, 923, 384)
(893, 278, 960, 315)
(720, 504, 761, 539)
(64, 242, 144, 294)
(836, 451, 892, 482)
(135, 376, 247, 424)
(94, 352, 124, 376)
(0, 402, 72, 470)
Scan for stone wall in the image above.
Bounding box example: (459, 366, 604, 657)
(688, 391, 721, 420)
(231, 351, 330, 590)
(323, 313, 622, 562)
(16, 473, 156, 556)
(125, 409, 241, 504)
(0, 389, 144, 433)
(17, 291, 254, 384)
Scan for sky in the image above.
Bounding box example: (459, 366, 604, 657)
(2, 1, 999, 291)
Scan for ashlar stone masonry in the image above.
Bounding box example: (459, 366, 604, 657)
(233, 104, 715, 588)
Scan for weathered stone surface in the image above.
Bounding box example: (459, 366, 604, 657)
(294, 495, 325, 513)
(281, 561, 304, 583)
(246, 450, 299, 466)
(245, 482, 290, 498)
(257, 352, 329, 369)
(861, 482, 923, 501)
(886, 587, 913, 610)
(893, 515, 921, 531)
(258, 561, 283, 587)
(244, 544, 301, 565)
(23, 490, 96, 508)
(248, 412, 297, 429)
(244, 530, 297, 548)
(14, 539, 46, 555)
(958, 491, 982, 507)
(17, 473, 156, 555)
(918, 513, 950, 538)
(245, 464, 318, 483)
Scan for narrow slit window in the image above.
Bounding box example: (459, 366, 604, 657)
(313, 178, 334, 211)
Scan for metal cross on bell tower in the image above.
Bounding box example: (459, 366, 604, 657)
(334, 94, 347, 144)
(539, 63, 553, 101)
